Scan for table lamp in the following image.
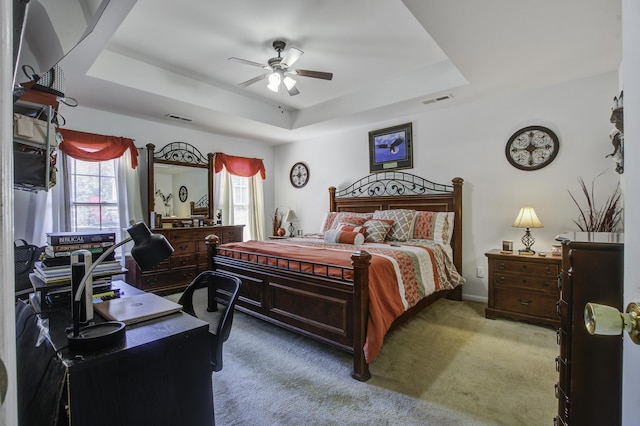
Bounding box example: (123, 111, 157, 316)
(67, 221, 174, 351)
(512, 207, 543, 255)
(284, 209, 298, 237)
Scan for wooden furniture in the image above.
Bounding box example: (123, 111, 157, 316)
(485, 250, 561, 328)
(146, 142, 214, 224)
(126, 224, 244, 294)
(555, 233, 623, 426)
(208, 172, 463, 381)
(19, 281, 214, 426)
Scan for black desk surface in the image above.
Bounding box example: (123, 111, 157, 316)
(21, 280, 214, 426)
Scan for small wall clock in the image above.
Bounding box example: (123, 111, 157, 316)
(505, 126, 559, 171)
(290, 162, 309, 188)
(179, 185, 188, 202)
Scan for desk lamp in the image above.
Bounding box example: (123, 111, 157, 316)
(67, 221, 174, 351)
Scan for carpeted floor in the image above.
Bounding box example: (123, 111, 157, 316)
(173, 291, 558, 426)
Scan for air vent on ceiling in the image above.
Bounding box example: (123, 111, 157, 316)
(165, 113, 193, 122)
(422, 94, 453, 105)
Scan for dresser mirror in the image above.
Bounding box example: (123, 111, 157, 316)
(146, 142, 214, 226)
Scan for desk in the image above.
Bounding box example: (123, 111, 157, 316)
(19, 281, 214, 426)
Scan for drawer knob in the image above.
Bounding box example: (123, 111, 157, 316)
(542, 281, 550, 287)
(517, 298, 532, 306)
(498, 276, 505, 284)
(545, 267, 551, 274)
(556, 301, 562, 317)
(498, 263, 505, 270)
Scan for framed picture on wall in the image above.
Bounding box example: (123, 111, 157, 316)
(368, 122, 413, 172)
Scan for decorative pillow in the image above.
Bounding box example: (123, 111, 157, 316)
(319, 212, 339, 233)
(337, 216, 368, 226)
(372, 209, 417, 241)
(319, 212, 373, 233)
(337, 224, 366, 234)
(362, 219, 394, 243)
(324, 229, 365, 245)
(413, 211, 455, 245)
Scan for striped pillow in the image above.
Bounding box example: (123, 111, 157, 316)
(324, 229, 365, 245)
(413, 211, 455, 245)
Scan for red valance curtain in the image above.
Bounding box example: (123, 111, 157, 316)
(214, 152, 265, 179)
(58, 128, 139, 169)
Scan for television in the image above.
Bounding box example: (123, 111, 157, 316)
(12, 0, 111, 94)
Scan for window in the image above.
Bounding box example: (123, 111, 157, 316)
(68, 158, 120, 233)
(231, 175, 248, 231)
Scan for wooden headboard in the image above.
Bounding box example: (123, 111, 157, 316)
(328, 172, 463, 273)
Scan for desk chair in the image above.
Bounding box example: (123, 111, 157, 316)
(178, 271, 242, 372)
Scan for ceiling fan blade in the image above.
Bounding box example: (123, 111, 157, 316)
(286, 84, 300, 96)
(281, 47, 303, 68)
(292, 69, 333, 80)
(228, 57, 270, 69)
(238, 73, 269, 87)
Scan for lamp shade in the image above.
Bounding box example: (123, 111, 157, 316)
(512, 207, 543, 229)
(284, 209, 298, 223)
(128, 222, 174, 269)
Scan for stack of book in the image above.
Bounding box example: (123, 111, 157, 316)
(31, 231, 125, 308)
(42, 231, 117, 267)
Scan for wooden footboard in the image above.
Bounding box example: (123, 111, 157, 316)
(207, 239, 374, 380)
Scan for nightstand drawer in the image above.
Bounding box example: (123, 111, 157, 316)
(493, 273, 557, 292)
(493, 287, 558, 318)
(492, 259, 559, 276)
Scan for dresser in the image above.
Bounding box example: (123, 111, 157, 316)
(485, 249, 561, 328)
(555, 233, 623, 426)
(126, 225, 244, 294)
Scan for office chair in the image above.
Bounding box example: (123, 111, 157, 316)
(178, 271, 242, 372)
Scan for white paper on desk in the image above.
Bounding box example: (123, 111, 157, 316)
(94, 293, 182, 325)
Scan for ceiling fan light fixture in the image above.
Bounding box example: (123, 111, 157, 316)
(283, 76, 296, 91)
(267, 72, 281, 92)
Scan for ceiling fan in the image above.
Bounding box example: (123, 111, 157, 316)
(228, 40, 333, 96)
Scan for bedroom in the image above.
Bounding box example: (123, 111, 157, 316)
(2, 0, 640, 424)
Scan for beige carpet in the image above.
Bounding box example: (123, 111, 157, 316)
(178, 292, 558, 425)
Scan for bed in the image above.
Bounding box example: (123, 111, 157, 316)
(206, 172, 464, 381)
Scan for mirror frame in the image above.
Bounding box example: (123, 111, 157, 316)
(146, 142, 214, 225)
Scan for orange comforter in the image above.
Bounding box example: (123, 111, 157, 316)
(217, 238, 464, 362)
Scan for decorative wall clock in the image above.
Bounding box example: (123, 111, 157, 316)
(505, 126, 559, 170)
(290, 162, 309, 188)
(179, 185, 188, 202)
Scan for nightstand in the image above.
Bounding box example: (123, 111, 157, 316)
(485, 249, 561, 328)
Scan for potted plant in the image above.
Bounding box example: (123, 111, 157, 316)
(568, 175, 623, 232)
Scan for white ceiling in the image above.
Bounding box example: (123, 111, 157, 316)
(58, 0, 622, 145)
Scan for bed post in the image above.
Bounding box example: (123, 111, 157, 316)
(328, 186, 337, 212)
(449, 177, 464, 301)
(351, 250, 372, 381)
(206, 233, 220, 270)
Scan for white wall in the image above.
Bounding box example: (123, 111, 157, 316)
(275, 71, 620, 302)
